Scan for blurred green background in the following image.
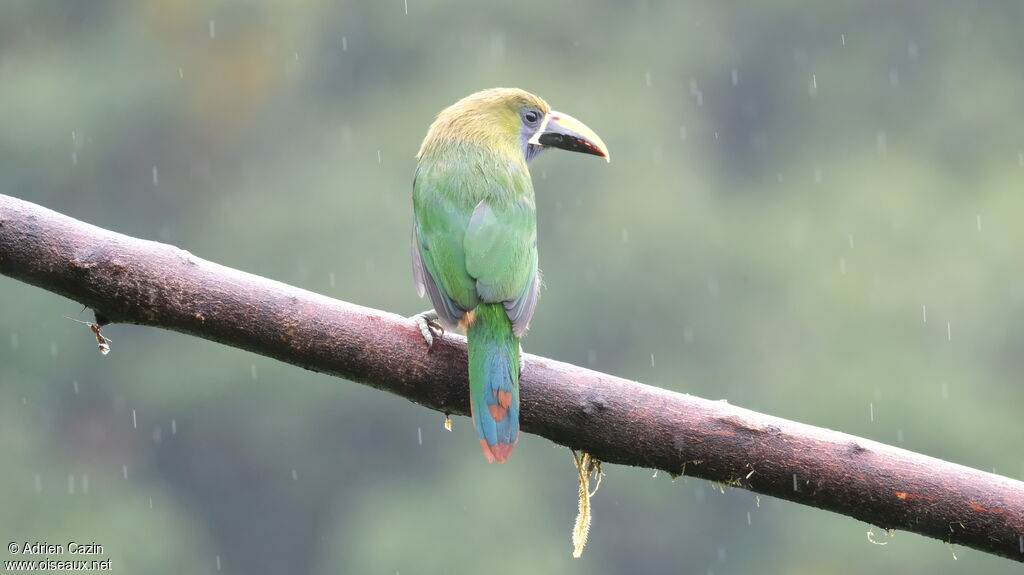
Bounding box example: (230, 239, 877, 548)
(2, 1, 1022, 573)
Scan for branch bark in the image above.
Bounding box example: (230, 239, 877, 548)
(1, 193, 1022, 562)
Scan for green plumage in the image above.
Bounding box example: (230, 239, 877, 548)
(411, 88, 607, 462)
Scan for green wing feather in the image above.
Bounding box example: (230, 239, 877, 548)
(412, 145, 539, 333)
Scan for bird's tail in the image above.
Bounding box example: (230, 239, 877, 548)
(466, 303, 520, 463)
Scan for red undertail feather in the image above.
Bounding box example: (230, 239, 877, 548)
(478, 438, 516, 463)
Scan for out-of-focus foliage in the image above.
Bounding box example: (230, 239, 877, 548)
(1, 1, 1022, 573)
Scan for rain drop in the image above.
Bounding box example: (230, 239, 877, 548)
(251, 364, 258, 380)
(122, 465, 128, 480)
(848, 234, 855, 249)
(940, 382, 949, 400)
(292, 469, 299, 481)
(746, 511, 751, 525)
(839, 257, 847, 274)
(808, 73, 818, 97)
(50, 342, 59, 357)
(947, 322, 952, 341)
(33, 473, 42, 494)
(209, 20, 216, 39)
(876, 131, 887, 154)
(869, 402, 874, 422)
(404, 0, 408, 15)
(171, 419, 177, 435)
(215, 555, 222, 571)
(907, 42, 918, 60)
(132, 409, 137, 429)
(342, 36, 348, 51)
(841, 33, 846, 46)
(644, 71, 652, 87)
(377, 150, 382, 164)
(650, 353, 655, 368)
(73, 380, 79, 394)
(178, 67, 184, 79)
(814, 168, 822, 184)
(730, 68, 738, 86)
(149, 497, 153, 509)
(679, 125, 687, 140)
(896, 429, 904, 443)
(152, 166, 159, 185)
(328, 272, 336, 288)
(792, 474, 799, 491)
(417, 427, 423, 445)
(67, 474, 75, 495)
(1018, 151, 1023, 167)
(621, 228, 629, 243)
(976, 214, 982, 231)
(81, 474, 89, 494)
(922, 304, 927, 323)
(490, 33, 505, 60)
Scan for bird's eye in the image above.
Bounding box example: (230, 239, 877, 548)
(523, 110, 541, 125)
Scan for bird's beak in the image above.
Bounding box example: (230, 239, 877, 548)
(528, 111, 610, 162)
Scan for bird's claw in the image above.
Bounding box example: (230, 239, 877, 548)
(412, 310, 444, 349)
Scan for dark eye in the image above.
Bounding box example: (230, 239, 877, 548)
(523, 109, 541, 124)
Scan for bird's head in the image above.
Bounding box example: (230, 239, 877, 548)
(417, 87, 609, 164)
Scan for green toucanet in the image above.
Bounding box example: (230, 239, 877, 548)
(411, 88, 608, 462)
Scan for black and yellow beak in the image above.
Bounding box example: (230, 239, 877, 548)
(528, 111, 610, 162)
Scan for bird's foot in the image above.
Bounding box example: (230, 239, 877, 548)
(411, 309, 445, 349)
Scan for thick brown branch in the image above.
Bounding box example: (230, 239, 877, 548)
(1, 193, 1022, 562)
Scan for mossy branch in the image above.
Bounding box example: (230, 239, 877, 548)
(1, 194, 1022, 562)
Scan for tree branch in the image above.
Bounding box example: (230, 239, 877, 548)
(1, 193, 1022, 562)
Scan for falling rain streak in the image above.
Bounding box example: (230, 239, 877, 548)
(209, 20, 216, 39)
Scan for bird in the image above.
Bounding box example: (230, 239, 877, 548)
(411, 87, 609, 462)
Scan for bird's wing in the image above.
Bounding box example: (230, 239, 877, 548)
(412, 173, 480, 326)
(464, 198, 539, 336)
